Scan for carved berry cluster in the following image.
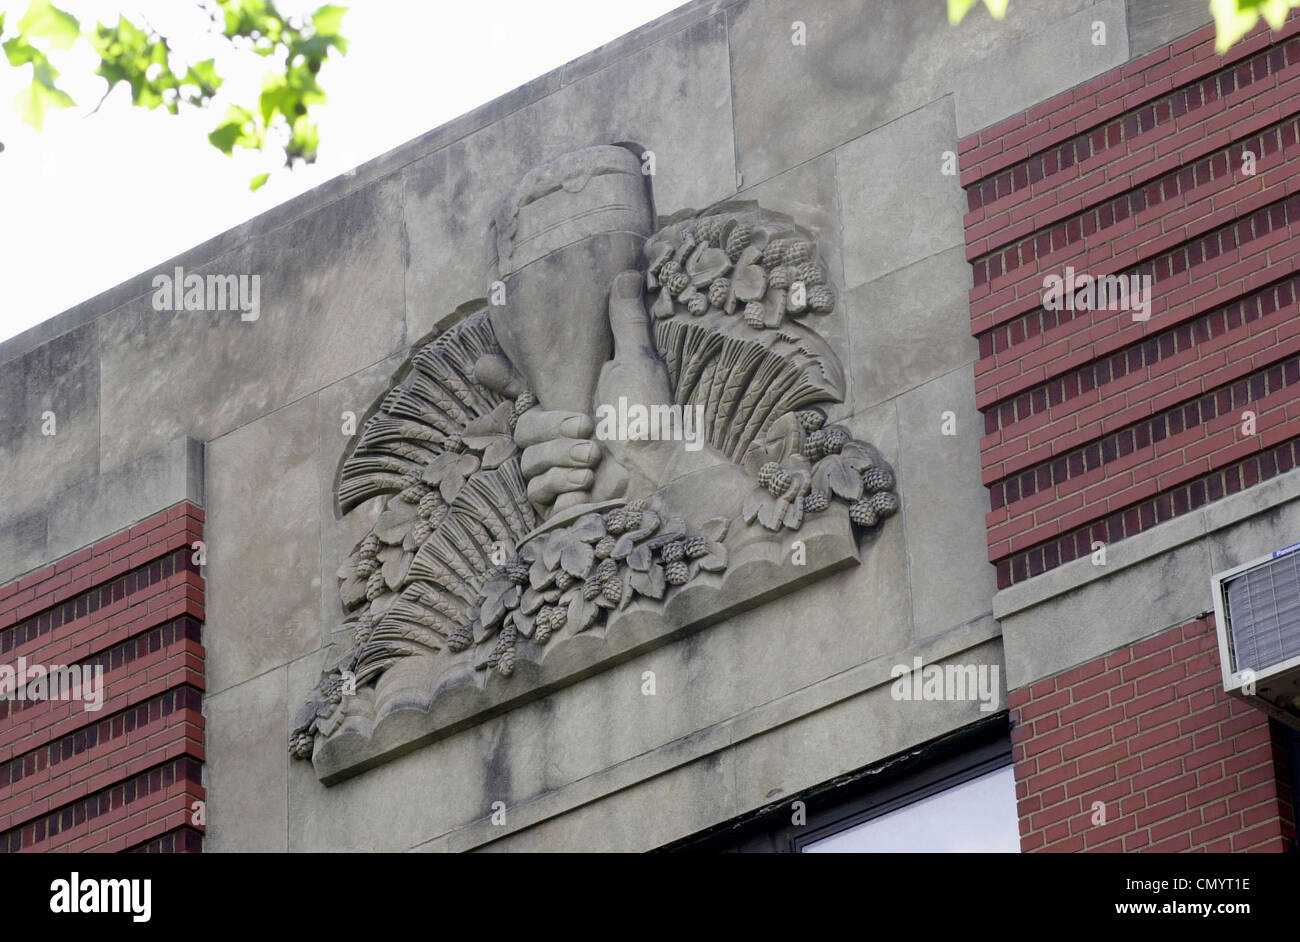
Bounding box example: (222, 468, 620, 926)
(645, 211, 835, 329)
(446, 500, 729, 677)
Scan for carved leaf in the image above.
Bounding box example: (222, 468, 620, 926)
(629, 563, 666, 600)
(373, 501, 420, 543)
(530, 556, 555, 590)
(520, 585, 545, 615)
(697, 545, 727, 572)
(480, 582, 518, 632)
(560, 541, 594, 579)
(339, 573, 369, 608)
(652, 288, 675, 319)
(732, 263, 767, 302)
(463, 434, 516, 470)
(513, 608, 537, 638)
(700, 516, 731, 544)
(380, 546, 411, 590)
(567, 592, 601, 632)
(688, 245, 731, 286)
(619, 569, 635, 610)
(815, 455, 865, 501)
(627, 544, 652, 572)
(536, 532, 559, 570)
(612, 533, 637, 559)
(570, 513, 606, 543)
(757, 498, 786, 531)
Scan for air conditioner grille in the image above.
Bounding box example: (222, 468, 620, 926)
(1224, 550, 1300, 673)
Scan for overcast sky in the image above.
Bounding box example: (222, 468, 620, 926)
(0, 0, 686, 344)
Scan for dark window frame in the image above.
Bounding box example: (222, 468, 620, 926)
(661, 712, 1012, 853)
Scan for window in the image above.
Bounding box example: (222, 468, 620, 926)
(661, 714, 1016, 853)
(802, 764, 1019, 853)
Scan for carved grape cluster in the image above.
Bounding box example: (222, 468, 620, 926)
(644, 211, 836, 329)
(289, 730, 315, 759)
(742, 408, 898, 533)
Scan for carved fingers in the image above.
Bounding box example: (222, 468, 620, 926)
(514, 409, 594, 448)
(520, 438, 601, 478)
(514, 408, 602, 511)
(528, 468, 596, 507)
(607, 270, 655, 360)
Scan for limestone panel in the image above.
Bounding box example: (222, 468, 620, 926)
(98, 178, 405, 471)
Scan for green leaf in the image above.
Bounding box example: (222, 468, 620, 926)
(208, 105, 260, 154)
(948, 0, 1008, 24)
(312, 5, 348, 37)
(249, 172, 269, 190)
(3, 35, 42, 67)
(1210, 0, 1300, 52)
(18, 0, 80, 51)
(13, 74, 73, 130)
(184, 58, 222, 97)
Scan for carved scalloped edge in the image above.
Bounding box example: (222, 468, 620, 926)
(310, 506, 861, 784)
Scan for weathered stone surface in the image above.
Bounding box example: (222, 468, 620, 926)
(846, 248, 977, 413)
(954, 0, 1130, 136)
(1126, 0, 1213, 56)
(0, 323, 99, 522)
(559, 0, 734, 85)
(286, 534, 920, 850)
(476, 750, 735, 852)
(0, 510, 46, 587)
(203, 666, 288, 852)
(47, 436, 203, 562)
(895, 364, 997, 639)
(737, 152, 844, 290)
(402, 14, 736, 344)
(838, 96, 967, 289)
(0, 436, 201, 585)
(728, 0, 1096, 185)
(1205, 491, 1300, 573)
(206, 394, 322, 695)
(287, 650, 551, 850)
(730, 636, 1005, 815)
(97, 178, 405, 472)
(1000, 538, 1213, 689)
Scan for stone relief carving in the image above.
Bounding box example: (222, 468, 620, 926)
(290, 145, 899, 776)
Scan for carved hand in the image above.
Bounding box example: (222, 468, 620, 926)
(591, 270, 678, 497)
(478, 270, 710, 517)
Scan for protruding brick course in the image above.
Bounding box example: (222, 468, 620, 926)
(962, 13, 1300, 588)
(0, 503, 205, 853)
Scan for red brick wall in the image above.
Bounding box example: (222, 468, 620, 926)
(1009, 616, 1295, 852)
(0, 503, 206, 853)
(959, 15, 1300, 589)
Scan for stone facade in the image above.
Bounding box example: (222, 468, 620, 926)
(7, 0, 1299, 854)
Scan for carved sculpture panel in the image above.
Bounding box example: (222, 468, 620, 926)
(291, 145, 899, 781)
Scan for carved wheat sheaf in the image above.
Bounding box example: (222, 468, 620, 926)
(337, 308, 508, 512)
(655, 317, 844, 461)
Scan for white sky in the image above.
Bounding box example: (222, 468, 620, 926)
(0, 0, 687, 344)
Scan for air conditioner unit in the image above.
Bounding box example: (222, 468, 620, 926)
(1211, 542, 1300, 731)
